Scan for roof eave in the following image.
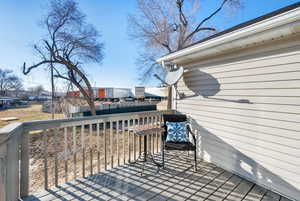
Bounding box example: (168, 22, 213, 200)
(156, 6, 300, 64)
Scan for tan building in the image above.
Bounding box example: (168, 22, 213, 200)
(157, 4, 300, 201)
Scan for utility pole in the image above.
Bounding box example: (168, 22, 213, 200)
(50, 63, 55, 119)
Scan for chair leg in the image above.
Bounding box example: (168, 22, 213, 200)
(162, 147, 165, 168)
(194, 149, 197, 171)
(186, 151, 190, 162)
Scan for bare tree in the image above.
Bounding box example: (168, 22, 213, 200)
(22, 0, 104, 115)
(129, 0, 242, 81)
(0, 69, 23, 96)
(29, 85, 44, 97)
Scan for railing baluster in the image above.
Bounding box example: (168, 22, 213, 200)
(157, 114, 159, 153)
(138, 117, 141, 157)
(89, 124, 93, 175)
(146, 116, 150, 155)
(128, 120, 131, 163)
(117, 120, 120, 166)
(97, 123, 100, 173)
(150, 116, 153, 153)
(133, 118, 137, 161)
(160, 114, 163, 152)
(149, 116, 152, 153)
(137, 117, 140, 159)
(141, 117, 144, 157)
(73, 126, 77, 180)
(20, 131, 29, 197)
(64, 127, 68, 183)
(152, 116, 155, 154)
(43, 129, 48, 189)
(155, 115, 159, 153)
(153, 115, 155, 152)
(148, 116, 152, 154)
(54, 128, 59, 187)
(148, 134, 150, 156)
(81, 125, 85, 178)
(122, 120, 125, 164)
(110, 121, 113, 168)
(104, 122, 107, 170)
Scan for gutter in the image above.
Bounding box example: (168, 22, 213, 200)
(156, 7, 300, 64)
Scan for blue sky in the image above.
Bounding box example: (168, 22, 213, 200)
(0, 0, 299, 91)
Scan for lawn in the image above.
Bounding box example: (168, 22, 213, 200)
(0, 104, 65, 128)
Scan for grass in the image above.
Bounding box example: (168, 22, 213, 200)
(0, 104, 65, 128)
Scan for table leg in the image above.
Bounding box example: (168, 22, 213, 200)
(139, 135, 141, 157)
(144, 135, 147, 162)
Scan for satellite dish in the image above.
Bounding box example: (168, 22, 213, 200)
(154, 66, 185, 99)
(165, 66, 184, 86)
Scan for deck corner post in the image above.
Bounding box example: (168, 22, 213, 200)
(0, 135, 8, 201)
(0, 123, 22, 201)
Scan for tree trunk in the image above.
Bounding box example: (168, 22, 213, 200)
(84, 95, 96, 116)
(75, 84, 96, 116)
(61, 59, 97, 116)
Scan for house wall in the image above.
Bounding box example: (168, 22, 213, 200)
(176, 39, 300, 200)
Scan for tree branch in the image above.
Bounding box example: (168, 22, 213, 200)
(196, 0, 228, 31)
(23, 60, 52, 75)
(182, 0, 228, 46)
(161, 43, 172, 53)
(53, 74, 70, 81)
(176, 0, 188, 26)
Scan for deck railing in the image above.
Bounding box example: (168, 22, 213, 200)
(0, 110, 173, 201)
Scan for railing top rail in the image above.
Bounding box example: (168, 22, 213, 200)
(23, 110, 170, 131)
(0, 122, 23, 135)
(0, 110, 173, 142)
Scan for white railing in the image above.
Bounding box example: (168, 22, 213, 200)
(0, 110, 173, 201)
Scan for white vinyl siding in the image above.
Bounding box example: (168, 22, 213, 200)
(176, 42, 300, 200)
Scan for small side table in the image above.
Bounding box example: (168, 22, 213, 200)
(134, 127, 164, 175)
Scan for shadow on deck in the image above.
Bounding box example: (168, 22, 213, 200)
(23, 152, 290, 201)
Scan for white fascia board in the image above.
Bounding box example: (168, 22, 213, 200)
(156, 7, 300, 64)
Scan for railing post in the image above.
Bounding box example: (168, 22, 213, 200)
(0, 134, 8, 201)
(20, 131, 29, 198)
(9, 130, 21, 201)
(0, 123, 22, 201)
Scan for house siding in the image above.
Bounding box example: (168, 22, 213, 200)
(176, 41, 300, 200)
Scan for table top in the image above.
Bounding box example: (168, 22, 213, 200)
(134, 127, 164, 136)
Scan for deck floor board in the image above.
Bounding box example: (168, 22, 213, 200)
(23, 152, 292, 201)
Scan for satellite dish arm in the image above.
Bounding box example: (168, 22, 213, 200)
(173, 83, 180, 97)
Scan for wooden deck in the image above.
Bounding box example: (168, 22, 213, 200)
(23, 152, 291, 201)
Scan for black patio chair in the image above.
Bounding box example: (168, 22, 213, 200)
(162, 114, 197, 171)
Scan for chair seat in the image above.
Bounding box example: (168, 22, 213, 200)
(165, 141, 196, 151)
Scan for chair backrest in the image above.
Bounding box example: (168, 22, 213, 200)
(162, 114, 187, 141)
